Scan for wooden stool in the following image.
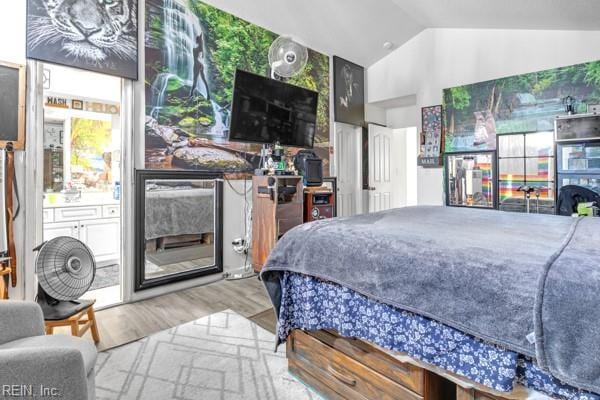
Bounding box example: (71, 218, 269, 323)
(44, 300, 100, 343)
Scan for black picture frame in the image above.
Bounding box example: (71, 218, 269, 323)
(135, 169, 224, 291)
(0, 61, 26, 149)
(26, 0, 139, 80)
(333, 56, 365, 126)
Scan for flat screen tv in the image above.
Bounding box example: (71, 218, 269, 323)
(229, 69, 318, 148)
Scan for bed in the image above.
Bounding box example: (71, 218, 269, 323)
(260, 206, 600, 400)
(144, 184, 214, 241)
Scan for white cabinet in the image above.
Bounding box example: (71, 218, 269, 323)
(43, 205, 120, 267)
(79, 218, 120, 264)
(54, 206, 102, 222)
(44, 221, 80, 241)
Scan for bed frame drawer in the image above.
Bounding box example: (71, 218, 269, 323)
(288, 330, 424, 400)
(312, 329, 425, 395)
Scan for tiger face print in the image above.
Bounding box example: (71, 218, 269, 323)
(28, 0, 137, 63)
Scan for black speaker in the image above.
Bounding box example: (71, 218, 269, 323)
(294, 150, 323, 187)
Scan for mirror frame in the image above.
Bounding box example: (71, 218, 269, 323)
(134, 169, 224, 291)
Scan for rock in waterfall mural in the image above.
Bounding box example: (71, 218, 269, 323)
(145, 0, 330, 172)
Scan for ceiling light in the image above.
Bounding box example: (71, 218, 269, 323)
(383, 42, 394, 50)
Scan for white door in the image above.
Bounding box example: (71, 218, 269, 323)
(334, 123, 363, 217)
(43, 221, 80, 241)
(368, 124, 398, 212)
(79, 218, 120, 266)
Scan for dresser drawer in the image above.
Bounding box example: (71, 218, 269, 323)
(288, 330, 423, 400)
(43, 209, 54, 223)
(312, 329, 425, 395)
(54, 206, 102, 222)
(102, 205, 120, 218)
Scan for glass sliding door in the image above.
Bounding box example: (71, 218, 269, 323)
(42, 64, 123, 308)
(445, 152, 496, 209)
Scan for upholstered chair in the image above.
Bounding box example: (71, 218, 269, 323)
(0, 301, 96, 400)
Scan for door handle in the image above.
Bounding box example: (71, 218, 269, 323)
(369, 187, 376, 191)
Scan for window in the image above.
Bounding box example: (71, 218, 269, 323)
(498, 132, 554, 214)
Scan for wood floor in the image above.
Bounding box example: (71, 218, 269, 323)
(89, 276, 273, 351)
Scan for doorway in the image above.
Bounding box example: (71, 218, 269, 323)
(368, 124, 418, 212)
(41, 64, 123, 308)
(334, 123, 363, 217)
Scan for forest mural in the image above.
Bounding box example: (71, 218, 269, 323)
(145, 0, 330, 172)
(443, 60, 600, 153)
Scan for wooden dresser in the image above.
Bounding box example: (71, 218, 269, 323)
(287, 329, 537, 400)
(252, 175, 303, 272)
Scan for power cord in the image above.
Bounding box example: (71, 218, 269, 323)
(223, 174, 254, 280)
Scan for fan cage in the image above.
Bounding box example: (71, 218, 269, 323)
(268, 37, 308, 78)
(36, 236, 96, 301)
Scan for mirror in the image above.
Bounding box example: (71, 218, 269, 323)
(135, 170, 223, 291)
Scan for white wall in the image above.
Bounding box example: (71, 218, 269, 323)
(368, 28, 600, 205)
(0, 3, 26, 65)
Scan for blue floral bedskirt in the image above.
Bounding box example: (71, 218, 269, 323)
(276, 272, 598, 400)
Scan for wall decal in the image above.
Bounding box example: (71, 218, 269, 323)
(418, 105, 444, 168)
(443, 60, 600, 153)
(145, 0, 330, 172)
(333, 56, 365, 126)
(26, 0, 138, 80)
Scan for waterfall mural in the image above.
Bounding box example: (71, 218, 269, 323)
(145, 0, 330, 172)
(443, 60, 600, 153)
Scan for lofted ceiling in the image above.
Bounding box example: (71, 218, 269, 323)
(202, 0, 600, 68)
(391, 0, 600, 32)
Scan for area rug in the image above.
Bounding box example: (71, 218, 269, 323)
(95, 310, 318, 400)
(91, 264, 120, 291)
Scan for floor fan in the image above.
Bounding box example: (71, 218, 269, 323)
(34, 236, 96, 320)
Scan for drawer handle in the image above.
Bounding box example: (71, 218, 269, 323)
(327, 365, 356, 387)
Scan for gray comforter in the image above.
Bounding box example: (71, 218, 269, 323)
(145, 188, 214, 240)
(260, 206, 600, 393)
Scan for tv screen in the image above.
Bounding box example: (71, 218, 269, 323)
(229, 69, 318, 148)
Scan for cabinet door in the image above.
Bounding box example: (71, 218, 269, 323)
(44, 221, 80, 241)
(79, 218, 120, 265)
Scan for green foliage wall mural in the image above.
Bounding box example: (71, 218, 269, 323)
(145, 0, 330, 172)
(443, 61, 600, 153)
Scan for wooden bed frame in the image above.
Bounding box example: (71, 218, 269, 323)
(287, 329, 541, 400)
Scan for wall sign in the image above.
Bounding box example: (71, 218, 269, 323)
(418, 105, 444, 168)
(45, 96, 120, 115)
